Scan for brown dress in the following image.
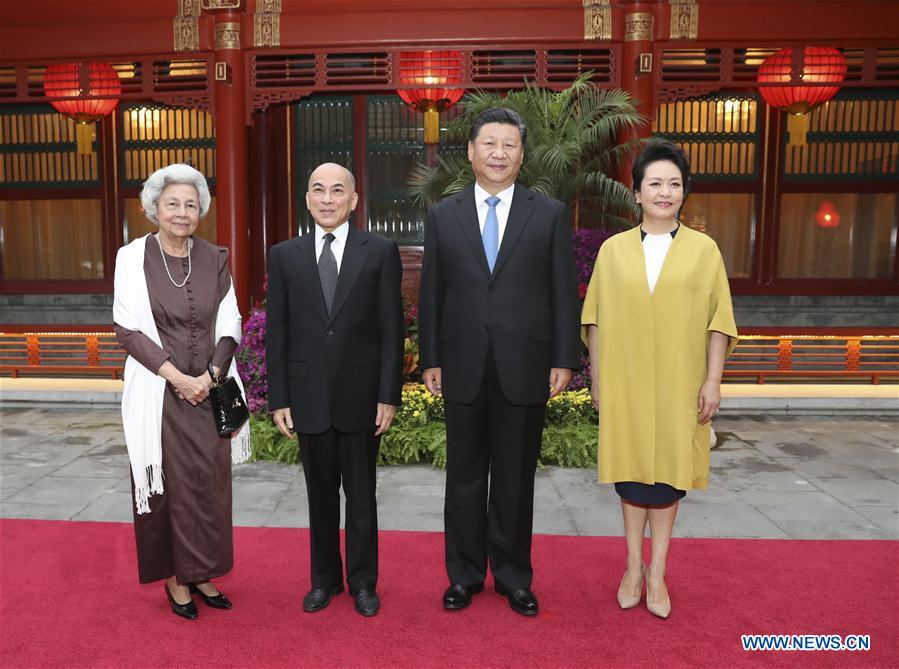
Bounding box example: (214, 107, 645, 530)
(114, 234, 237, 584)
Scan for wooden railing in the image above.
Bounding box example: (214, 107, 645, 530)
(1, 327, 897, 384)
(723, 328, 899, 385)
(0, 328, 125, 379)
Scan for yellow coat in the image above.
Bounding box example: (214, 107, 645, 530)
(580, 225, 738, 490)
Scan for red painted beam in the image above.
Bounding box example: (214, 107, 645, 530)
(688, 0, 899, 44)
(277, 3, 583, 49)
(0, 0, 187, 61)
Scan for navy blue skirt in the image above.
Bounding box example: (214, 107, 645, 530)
(615, 481, 686, 506)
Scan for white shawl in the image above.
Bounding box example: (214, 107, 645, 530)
(113, 234, 251, 514)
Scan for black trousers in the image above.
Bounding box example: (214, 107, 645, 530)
(299, 427, 379, 592)
(443, 350, 546, 591)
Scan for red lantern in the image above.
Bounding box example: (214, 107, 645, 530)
(757, 47, 846, 147)
(397, 51, 465, 144)
(815, 201, 840, 229)
(43, 62, 122, 155)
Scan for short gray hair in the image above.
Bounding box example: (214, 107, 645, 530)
(140, 164, 212, 221)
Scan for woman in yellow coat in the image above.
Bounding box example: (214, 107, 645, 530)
(581, 140, 737, 619)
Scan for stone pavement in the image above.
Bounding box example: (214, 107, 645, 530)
(0, 407, 897, 540)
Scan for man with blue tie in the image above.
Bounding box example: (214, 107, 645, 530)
(418, 108, 581, 616)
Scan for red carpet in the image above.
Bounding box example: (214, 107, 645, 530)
(0, 519, 895, 669)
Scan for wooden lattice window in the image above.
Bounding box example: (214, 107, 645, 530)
(652, 93, 760, 279)
(0, 104, 105, 280)
(0, 104, 99, 186)
(776, 89, 898, 281)
(118, 103, 216, 187)
(366, 95, 428, 244)
(783, 89, 898, 181)
(294, 96, 354, 236)
(653, 92, 760, 179)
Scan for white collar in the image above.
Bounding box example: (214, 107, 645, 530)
(314, 221, 350, 245)
(474, 182, 515, 207)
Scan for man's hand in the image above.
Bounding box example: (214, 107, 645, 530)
(374, 403, 397, 436)
(422, 367, 442, 396)
(548, 368, 572, 399)
(272, 407, 296, 439)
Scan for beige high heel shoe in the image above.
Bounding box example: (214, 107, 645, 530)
(645, 566, 671, 619)
(616, 563, 645, 609)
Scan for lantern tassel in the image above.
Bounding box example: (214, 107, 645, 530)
(786, 113, 809, 147)
(423, 108, 439, 145)
(75, 122, 95, 155)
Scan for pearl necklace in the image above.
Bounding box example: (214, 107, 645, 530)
(157, 234, 192, 288)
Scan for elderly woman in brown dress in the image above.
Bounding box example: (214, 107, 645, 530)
(113, 163, 250, 620)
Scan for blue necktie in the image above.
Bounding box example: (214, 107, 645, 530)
(483, 195, 500, 272)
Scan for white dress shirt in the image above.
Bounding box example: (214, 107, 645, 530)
(474, 182, 515, 247)
(314, 221, 349, 272)
(643, 230, 674, 295)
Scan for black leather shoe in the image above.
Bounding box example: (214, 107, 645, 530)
(302, 584, 344, 612)
(351, 589, 380, 617)
(443, 583, 485, 610)
(495, 585, 539, 616)
(189, 583, 232, 609)
(165, 583, 198, 620)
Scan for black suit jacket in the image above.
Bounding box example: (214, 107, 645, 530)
(418, 184, 580, 406)
(266, 225, 404, 434)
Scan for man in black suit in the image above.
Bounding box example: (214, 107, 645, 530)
(418, 108, 580, 616)
(266, 162, 403, 617)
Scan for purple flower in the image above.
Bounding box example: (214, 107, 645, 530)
(236, 306, 269, 413)
(570, 228, 614, 390)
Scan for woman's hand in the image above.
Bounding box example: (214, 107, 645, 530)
(175, 373, 211, 406)
(158, 361, 207, 405)
(590, 384, 600, 412)
(697, 380, 720, 425)
(587, 325, 600, 411)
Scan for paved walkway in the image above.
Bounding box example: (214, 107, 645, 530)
(3, 377, 898, 414)
(1, 407, 896, 540)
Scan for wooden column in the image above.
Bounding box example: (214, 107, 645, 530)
(248, 108, 274, 306)
(618, 1, 656, 188)
(212, 8, 250, 314)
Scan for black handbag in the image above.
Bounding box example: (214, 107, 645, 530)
(207, 363, 250, 438)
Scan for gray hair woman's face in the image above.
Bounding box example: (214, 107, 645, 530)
(155, 183, 201, 248)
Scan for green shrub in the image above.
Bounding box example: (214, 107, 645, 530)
(249, 384, 598, 469)
(539, 422, 598, 468)
(248, 414, 299, 464)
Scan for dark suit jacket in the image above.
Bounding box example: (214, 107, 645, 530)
(266, 225, 404, 434)
(418, 184, 580, 406)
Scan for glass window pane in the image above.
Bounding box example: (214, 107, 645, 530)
(777, 192, 897, 279)
(123, 197, 217, 245)
(0, 199, 103, 279)
(366, 96, 426, 244)
(679, 193, 754, 278)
